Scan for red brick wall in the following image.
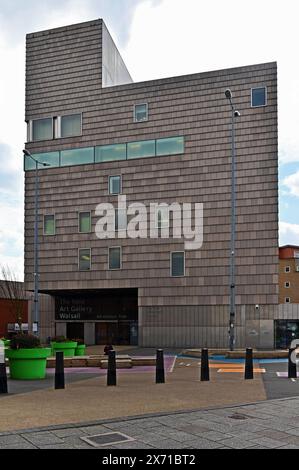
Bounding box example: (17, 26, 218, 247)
(0, 299, 28, 337)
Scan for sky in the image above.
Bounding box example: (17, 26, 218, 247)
(0, 0, 298, 280)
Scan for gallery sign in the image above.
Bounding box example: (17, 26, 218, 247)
(55, 297, 136, 321)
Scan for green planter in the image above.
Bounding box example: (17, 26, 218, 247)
(75, 344, 86, 356)
(6, 348, 51, 380)
(51, 341, 77, 357)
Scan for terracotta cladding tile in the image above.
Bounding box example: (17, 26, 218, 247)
(24, 35, 277, 302)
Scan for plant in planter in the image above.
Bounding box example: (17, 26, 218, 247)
(0, 337, 10, 348)
(72, 338, 86, 356)
(51, 336, 78, 357)
(5, 334, 51, 380)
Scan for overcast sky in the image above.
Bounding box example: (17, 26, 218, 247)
(0, 0, 298, 280)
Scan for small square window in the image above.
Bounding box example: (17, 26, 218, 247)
(43, 215, 55, 235)
(251, 87, 267, 107)
(79, 248, 91, 271)
(285, 266, 291, 273)
(285, 282, 290, 288)
(285, 297, 291, 303)
(79, 212, 91, 233)
(109, 176, 121, 195)
(171, 251, 185, 277)
(134, 103, 148, 122)
(109, 247, 121, 270)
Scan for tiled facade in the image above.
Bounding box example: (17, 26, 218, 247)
(24, 19, 279, 348)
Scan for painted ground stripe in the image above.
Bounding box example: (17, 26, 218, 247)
(217, 368, 265, 373)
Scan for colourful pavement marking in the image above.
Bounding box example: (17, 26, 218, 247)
(179, 354, 289, 365)
(46, 356, 176, 376)
(277, 372, 299, 378)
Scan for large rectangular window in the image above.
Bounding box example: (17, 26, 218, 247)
(24, 151, 60, 171)
(95, 144, 126, 163)
(156, 136, 184, 156)
(79, 249, 91, 271)
(79, 212, 91, 233)
(60, 147, 94, 166)
(109, 247, 121, 270)
(32, 118, 53, 141)
(109, 175, 121, 195)
(43, 215, 55, 235)
(61, 114, 82, 138)
(127, 140, 155, 159)
(171, 251, 185, 277)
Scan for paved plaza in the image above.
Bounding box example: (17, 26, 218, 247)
(1, 397, 299, 449)
(1, 348, 299, 448)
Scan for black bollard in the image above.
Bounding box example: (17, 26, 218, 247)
(0, 363, 8, 394)
(200, 348, 210, 381)
(107, 350, 117, 386)
(244, 348, 254, 380)
(55, 351, 65, 389)
(156, 349, 165, 384)
(288, 348, 297, 379)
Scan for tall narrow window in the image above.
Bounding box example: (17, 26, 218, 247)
(79, 248, 91, 271)
(109, 175, 121, 195)
(251, 87, 267, 107)
(156, 207, 169, 229)
(79, 212, 91, 233)
(115, 209, 127, 232)
(109, 247, 121, 270)
(134, 103, 148, 122)
(32, 118, 53, 141)
(43, 215, 55, 235)
(285, 297, 291, 303)
(171, 251, 185, 277)
(61, 114, 82, 138)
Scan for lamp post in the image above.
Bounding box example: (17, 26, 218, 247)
(23, 149, 50, 336)
(224, 89, 240, 351)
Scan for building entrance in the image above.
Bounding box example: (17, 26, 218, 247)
(275, 320, 299, 349)
(66, 322, 84, 341)
(95, 321, 131, 345)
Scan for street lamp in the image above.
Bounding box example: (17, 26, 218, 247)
(23, 149, 50, 336)
(224, 89, 240, 351)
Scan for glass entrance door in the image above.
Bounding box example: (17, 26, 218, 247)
(275, 320, 299, 349)
(95, 322, 117, 345)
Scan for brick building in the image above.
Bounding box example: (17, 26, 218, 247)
(0, 284, 29, 337)
(24, 19, 279, 348)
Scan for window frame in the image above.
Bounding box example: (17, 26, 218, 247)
(285, 281, 290, 288)
(285, 297, 291, 303)
(109, 175, 122, 195)
(133, 103, 148, 123)
(78, 248, 91, 271)
(285, 266, 291, 273)
(108, 246, 122, 270)
(31, 117, 54, 142)
(59, 112, 83, 139)
(251, 86, 267, 108)
(155, 206, 169, 229)
(78, 211, 92, 234)
(170, 251, 185, 277)
(43, 214, 56, 236)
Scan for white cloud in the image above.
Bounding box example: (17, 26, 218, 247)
(124, 0, 299, 164)
(283, 171, 299, 198)
(280, 221, 299, 246)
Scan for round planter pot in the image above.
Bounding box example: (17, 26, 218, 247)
(6, 348, 51, 380)
(75, 344, 86, 356)
(51, 341, 78, 357)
